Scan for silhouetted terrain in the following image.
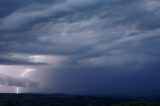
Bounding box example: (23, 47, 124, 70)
(0, 93, 160, 106)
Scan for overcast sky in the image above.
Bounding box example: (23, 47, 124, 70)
(0, 0, 160, 96)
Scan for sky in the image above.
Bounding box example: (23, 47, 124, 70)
(0, 0, 160, 96)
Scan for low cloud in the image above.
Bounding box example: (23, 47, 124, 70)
(0, 53, 48, 65)
(0, 73, 39, 88)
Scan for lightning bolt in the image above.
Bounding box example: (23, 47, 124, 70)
(16, 69, 33, 94)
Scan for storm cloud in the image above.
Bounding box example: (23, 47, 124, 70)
(0, 0, 160, 95)
(0, 73, 39, 88)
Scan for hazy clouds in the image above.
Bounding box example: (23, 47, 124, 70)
(0, 73, 39, 88)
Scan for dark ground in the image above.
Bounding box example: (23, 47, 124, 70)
(0, 93, 160, 106)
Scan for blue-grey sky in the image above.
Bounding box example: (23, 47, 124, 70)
(0, 0, 160, 96)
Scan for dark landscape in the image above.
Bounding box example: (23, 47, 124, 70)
(0, 93, 160, 106)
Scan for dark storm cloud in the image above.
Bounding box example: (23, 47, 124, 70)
(0, 52, 48, 65)
(0, 0, 62, 18)
(0, 0, 160, 95)
(0, 56, 46, 65)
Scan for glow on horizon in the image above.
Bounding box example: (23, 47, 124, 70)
(16, 69, 33, 94)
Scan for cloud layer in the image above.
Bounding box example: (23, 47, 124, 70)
(0, 0, 160, 95)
